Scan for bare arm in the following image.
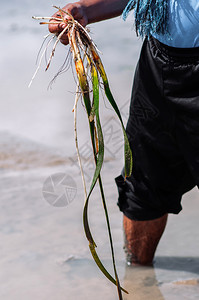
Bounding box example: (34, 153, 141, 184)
(79, 0, 129, 24)
(49, 0, 129, 44)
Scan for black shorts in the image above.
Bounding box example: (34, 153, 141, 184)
(115, 36, 199, 221)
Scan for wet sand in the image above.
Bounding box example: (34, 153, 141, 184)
(1, 1, 199, 299)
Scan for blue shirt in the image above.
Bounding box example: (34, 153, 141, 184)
(153, 0, 199, 48)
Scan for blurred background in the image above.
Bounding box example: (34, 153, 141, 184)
(0, 1, 199, 299)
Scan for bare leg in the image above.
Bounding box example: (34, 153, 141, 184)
(123, 214, 168, 265)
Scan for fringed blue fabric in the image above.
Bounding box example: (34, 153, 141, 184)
(122, 0, 169, 38)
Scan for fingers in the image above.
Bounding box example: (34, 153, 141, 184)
(48, 4, 73, 34)
(48, 3, 88, 45)
(60, 36, 69, 45)
(48, 22, 66, 34)
(48, 6, 73, 46)
(48, 18, 69, 45)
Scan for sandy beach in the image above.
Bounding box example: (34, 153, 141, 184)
(1, 1, 199, 299)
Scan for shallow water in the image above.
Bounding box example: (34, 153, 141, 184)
(1, 1, 199, 299)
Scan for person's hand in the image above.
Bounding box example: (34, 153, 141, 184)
(48, 2, 88, 45)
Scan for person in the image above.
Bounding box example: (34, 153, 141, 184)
(49, 0, 199, 266)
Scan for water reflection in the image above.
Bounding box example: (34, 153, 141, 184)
(123, 265, 165, 300)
